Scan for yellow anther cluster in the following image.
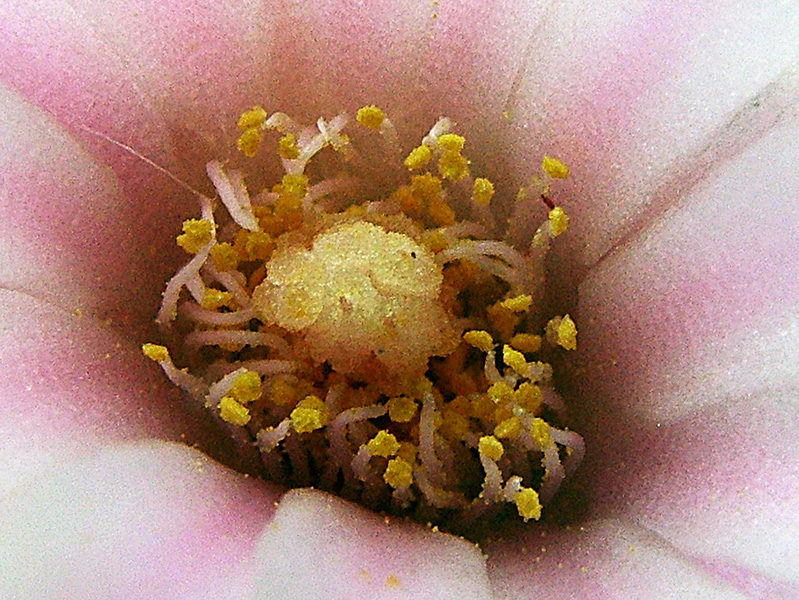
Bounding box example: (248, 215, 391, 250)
(472, 178, 495, 206)
(549, 206, 569, 236)
(542, 155, 570, 179)
(546, 315, 577, 351)
(176, 219, 213, 254)
(210, 242, 240, 271)
(463, 330, 494, 353)
(278, 133, 301, 159)
(219, 395, 251, 426)
(438, 149, 469, 181)
(367, 431, 401, 457)
(356, 105, 386, 130)
(202, 288, 234, 310)
(231, 371, 262, 404)
(290, 395, 328, 433)
(479, 435, 504, 461)
(141, 343, 169, 362)
(384, 457, 413, 488)
(405, 145, 432, 170)
(515, 488, 542, 521)
(236, 106, 268, 158)
(388, 395, 417, 422)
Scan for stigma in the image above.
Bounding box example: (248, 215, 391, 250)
(144, 105, 584, 530)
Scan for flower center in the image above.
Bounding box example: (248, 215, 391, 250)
(142, 105, 584, 531)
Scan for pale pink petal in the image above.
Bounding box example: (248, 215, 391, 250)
(251, 488, 493, 600)
(0, 442, 280, 600)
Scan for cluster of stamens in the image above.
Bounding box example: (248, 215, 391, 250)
(143, 105, 584, 528)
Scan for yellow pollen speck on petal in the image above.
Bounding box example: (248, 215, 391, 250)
(479, 435, 504, 461)
(494, 416, 521, 440)
(201, 288, 234, 310)
(386, 575, 401, 589)
(388, 395, 417, 422)
(384, 457, 414, 488)
(438, 150, 469, 181)
(463, 330, 494, 353)
(542, 155, 570, 179)
(210, 242, 239, 271)
(176, 219, 213, 254)
(510, 333, 541, 354)
(238, 106, 268, 130)
(549, 206, 569, 237)
(278, 133, 301, 159)
(367, 431, 400, 457)
(404, 144, 432, 170)
(472, 177, 495, 206)
(515, 487, 542, 521)
(231, 370, 262, 404)
(547, 315, 577, 350)
(237, 128, 262, 158)
(290, 395, 328, 433)
(503, 345, 528, 376)
(500, 295, 532, 312)
(356, 105, 386, 130)
(219, 396, 251, 426)
(437, 133, 465, 152)
(142, 343, 169, 362)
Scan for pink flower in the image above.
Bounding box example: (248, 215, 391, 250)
(1, 1, 798, 598)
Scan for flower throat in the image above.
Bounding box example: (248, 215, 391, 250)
(143, 105, 584, 532)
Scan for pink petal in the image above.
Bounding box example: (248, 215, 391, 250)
(250, 488, 493, 599)
(0, 442, 280, 600)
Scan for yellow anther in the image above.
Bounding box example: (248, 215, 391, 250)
(243, 231, 275, 262)
(393, 185, 423, 216)
(280, 173, 309, 200)
(219, 396, 251, 426)
(515, 487, 542, 521)
(441, 409, 469, 442)
(410, 173, 443, 203)
(367, 431, 401, 457)
(427, 195, 456, 226)
(542, 155, 569, 179)
(278, 133, 301, 160)
(290, 395, 328, 433)
(437, 133, 465, 152)
(487, 381, 515, 404)
(546, 315, 577, 351)
(494, 416, 521, 440)
(423, 230, 449, 253)
(356, 105, 386, 130)
(384, 457, 414, 488)
(404, 145, 432, 170)
(478, 435, 504, 461)
(237, 128, 262, 158)
(530, 417, 552, 448)
(503, 345, 528, 376)
(487, 302, 522, 341)
(270, 379, 298, 406)
(438, 150, 469, 181)
(500, 295, 532, 312)
(412, 377, 434, 400)
(231, 370, 262, 404)
(397, 442, 418, 464)
(510, 333, 542, 354)
(463, 330, 494, 353)
(472, 178, 495, 206)
(387, 395, 417, 422)
(142, 343, 169, 362)
(201, 288, 234, 310)
(515, 382, 543, 414)
(176, 219, 213, 254)
(549, 206, 569, 236)
(237, 106, 268, 130)
(210, 242, 240, 271)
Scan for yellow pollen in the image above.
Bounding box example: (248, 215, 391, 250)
(472, 177, 495, 206)
(367, 431, 401, 457)
(356, 105, 386, 130)
(437, 133, 465, 152)
(404, 144, 432, 170)
(515, 382, 543, 413)
(384, 458, 414, 488)
(542, 155, 570, 179)
(500, 294, 532, 312)
(494, 416, 521, 440)
(231, 370, 262, 404)
(503, 345, 528, 376)
(176, 219, 213, 254)
(237, 105, 268, 130)
(463, 330, 495, 353)
(279, 173, 309, 200)
(410, 173, 443, 202)
(515, 487, 542, 521)
(219, 396, 251, 426)
(141, 343, 169, 362)
(488, 381, 515, 404)
(546, 314, 578, 350)
(530, 417, 552, 448)
(549, 206, 569, 236)
(387, 395, 417, 422)
(438, 150, 469, 181)
(201, 288, 234, 310)
(242, 231, 275, 262)
(237, 128, 262, 158)
(510, 333, 542, 353)
(479, 435, 504, 461)
(210, 242, 240, 271)
(278, 133, 301, 159)
(290, 395, 328, 433)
